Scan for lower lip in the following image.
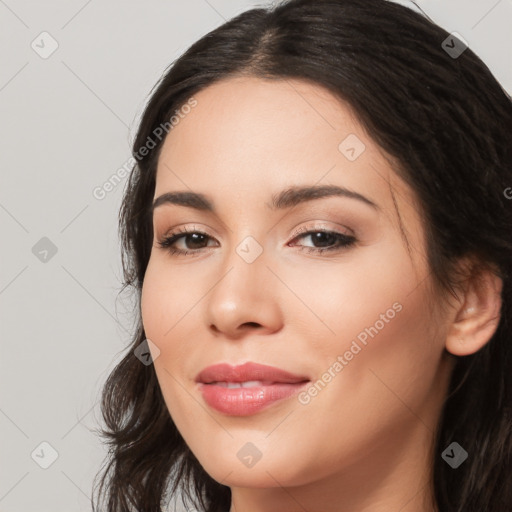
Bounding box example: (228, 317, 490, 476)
(198, 382, 310, 416)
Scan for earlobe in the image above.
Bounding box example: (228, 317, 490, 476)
(445, 267, 503, 357)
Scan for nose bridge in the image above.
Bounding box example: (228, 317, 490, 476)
(218, 206, 270, 276)
(216, 231, 269, 302)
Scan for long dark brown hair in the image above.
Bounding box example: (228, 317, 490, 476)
(91, 1, 512, 510)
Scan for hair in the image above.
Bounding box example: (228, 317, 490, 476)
(91, 1, 512, 511)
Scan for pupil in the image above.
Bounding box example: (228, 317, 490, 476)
(312, 232, 335, 247)
(187, 233, 206, 249)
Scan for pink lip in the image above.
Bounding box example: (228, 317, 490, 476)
(195, 362, 309, 384)
(195, 362, 310, 416)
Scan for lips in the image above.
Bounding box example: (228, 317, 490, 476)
(195, 362, 311, 416)
(195, 361, 310, 385)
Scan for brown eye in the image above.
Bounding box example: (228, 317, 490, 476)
(157, 228, 217, 256)
(289, 229, 356, 254)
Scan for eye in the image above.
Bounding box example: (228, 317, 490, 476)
(157, 226, 216, 256)
(289, 228, 356, 254)
(156, 226, 356, 257)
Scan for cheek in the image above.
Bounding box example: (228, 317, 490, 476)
(278, 237, 439, 410)
(140, 261, 196, 420)
(140, 262, 163, 342)
(258, 265, 440, 482)
(275, 237, 423, 353)
(141, 263, 177, 370)
(300, 256, 441, 441)
(141, 257, 206, 373)
(141, 258, 187, 340)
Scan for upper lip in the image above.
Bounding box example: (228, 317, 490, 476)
(195, 362, 310, 384)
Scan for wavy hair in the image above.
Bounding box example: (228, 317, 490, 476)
(91, 1, 512, 510)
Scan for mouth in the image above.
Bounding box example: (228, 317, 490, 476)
(195, 362, 311, 416)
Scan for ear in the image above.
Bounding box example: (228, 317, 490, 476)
(445, 264, 503, 356)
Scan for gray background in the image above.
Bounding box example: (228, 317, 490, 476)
(1, 1, 511, 511)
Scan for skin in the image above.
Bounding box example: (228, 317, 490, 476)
(140, 76, 502, 512)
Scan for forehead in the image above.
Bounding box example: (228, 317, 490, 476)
(158, 76, 364, 173)
(154, 76, 414, 221)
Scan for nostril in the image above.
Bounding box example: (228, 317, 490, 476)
(243, 322, 261, 328)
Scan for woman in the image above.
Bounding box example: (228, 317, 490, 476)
(92, 0, 512, 511)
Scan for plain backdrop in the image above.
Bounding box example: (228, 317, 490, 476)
(1, 1, 511, 510)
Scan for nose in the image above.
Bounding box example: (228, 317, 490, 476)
(205, 247, 283, 340)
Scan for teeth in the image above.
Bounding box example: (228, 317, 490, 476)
(215, 380, 266, 388)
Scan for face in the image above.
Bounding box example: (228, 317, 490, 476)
(141, 76, 455, 494)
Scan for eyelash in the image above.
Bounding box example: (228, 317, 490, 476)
(156, 226, 356, 257)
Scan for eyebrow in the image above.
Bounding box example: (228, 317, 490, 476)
(151, 184, 380, 213)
